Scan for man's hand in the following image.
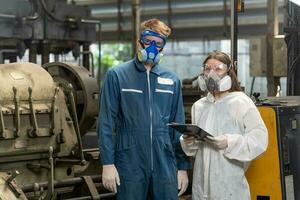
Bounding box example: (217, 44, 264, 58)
(177, 170, 189, 196)
(207, 135, 228, 150)
(102, 164, 120, 193)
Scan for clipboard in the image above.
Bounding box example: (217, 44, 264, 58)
(167, 123, 213, 141)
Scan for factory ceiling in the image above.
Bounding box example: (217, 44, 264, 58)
(70, 0, 285, 42)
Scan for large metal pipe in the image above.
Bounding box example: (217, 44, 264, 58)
(266, 0, 279, 96)
(82, 43, 90, 70)
(21, 175, 102, 192)
(230, 0, 238, 74)
(131, 0, 140, 56)
(29, 41, 38, 63)
(41, 40, 50, 64)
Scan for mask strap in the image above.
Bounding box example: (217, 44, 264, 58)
(139, 39, 146, 49)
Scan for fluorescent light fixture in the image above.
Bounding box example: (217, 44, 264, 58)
(275, 35, 285, 39)
(290, 0, 300, 6)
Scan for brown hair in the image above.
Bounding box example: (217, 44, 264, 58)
(203, 50, 242, 92)
(140, 18, 171, 37)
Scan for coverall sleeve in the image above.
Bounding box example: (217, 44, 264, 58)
(170, 79, 191, 170)
(224, 107, 268, 162)
(180, 103, 200, 157)
(97, 69, 120, 165)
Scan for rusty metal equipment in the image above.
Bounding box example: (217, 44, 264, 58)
(0, 61, 112, 199)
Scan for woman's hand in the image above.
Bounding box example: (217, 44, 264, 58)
(207, 135, 228, 150)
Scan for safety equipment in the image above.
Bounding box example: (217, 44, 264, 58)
(177, 170, 189, 196)
(98, 56, 191, 200)
(139, 30, 166, 48)
(137, 30, 167, 65)
(137, 40, 162, 64)
(102, 164, 120, 193)
(180, 91, 268, 200)
(203, 63, 228, 73)
(198, 70, 232, 93)
(207, 135, 228, 150)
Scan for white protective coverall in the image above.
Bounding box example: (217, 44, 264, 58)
(180, 91, 268, 200)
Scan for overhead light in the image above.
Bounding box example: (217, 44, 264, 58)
(290, 0, 300, 6)
(275, 35, 285, 39)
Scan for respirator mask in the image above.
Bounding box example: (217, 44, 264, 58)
(137, 30, 167, 65)
(198, 63, 232, 93)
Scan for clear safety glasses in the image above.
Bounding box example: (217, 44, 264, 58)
(203, 63, 228, 73)
(141, 37, 165, 48)
(140, 30, 167, 48)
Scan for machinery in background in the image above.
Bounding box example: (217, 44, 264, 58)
(285, 0, 300, 96)
(0, 1, 107, 199)
(246, 97, 300, 200)
(0, 61, 113, 199)
(0, 0, 100, 80)
(246, 1, 300, 199)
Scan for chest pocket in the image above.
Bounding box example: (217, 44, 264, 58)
(121, 88, 144, 120)
(154, 86, 174, 121)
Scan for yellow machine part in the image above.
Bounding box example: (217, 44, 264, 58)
(246, 106, 282, 199)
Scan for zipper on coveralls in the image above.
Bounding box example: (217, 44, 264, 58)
(146, 70, 153, 170)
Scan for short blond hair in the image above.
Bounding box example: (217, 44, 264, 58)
(140, 18, 171, 38)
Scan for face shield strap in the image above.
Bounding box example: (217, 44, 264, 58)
(139, 30, 167, 49)
(139, 39, 146, 49)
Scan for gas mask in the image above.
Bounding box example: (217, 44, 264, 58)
(137, 30, 167, 65)
(198, 70, 232, 93)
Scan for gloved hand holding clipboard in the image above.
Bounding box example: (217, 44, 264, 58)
(167, 122, 213, 141)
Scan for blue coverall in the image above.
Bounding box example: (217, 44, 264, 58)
(98, 56, 191, 200)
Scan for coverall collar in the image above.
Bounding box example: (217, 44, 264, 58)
(134, 56, 161, 76)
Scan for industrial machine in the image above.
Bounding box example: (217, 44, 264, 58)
(245, 97, 300, 200)
(245, 1, 300, 199)
(0, 0, 110, 199)
(0, 0, 101, 81)
(0, 61, 113, 199)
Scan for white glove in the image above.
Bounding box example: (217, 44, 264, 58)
(177, 170, 189, 196)
(207, 135, 228, 150)
(181, 135, 197, 146)
(102, 164, 120, 193)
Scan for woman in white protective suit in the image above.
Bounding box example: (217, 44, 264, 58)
(180, 50, 268, 200)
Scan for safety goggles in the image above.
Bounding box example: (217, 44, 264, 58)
(140, 30, 167, 48)
(203, 63, 228, 73)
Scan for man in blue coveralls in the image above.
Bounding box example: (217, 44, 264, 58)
(98, 18, 191, 200)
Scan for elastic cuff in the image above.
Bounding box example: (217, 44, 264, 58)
(177, 160, 192, 170)
(224, 134, 240, 154)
